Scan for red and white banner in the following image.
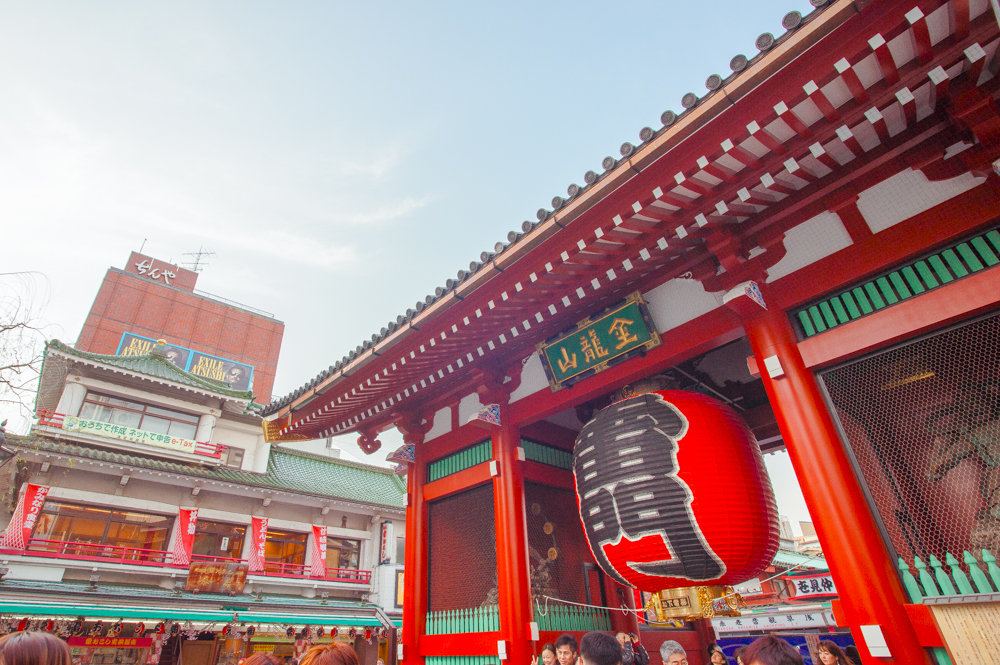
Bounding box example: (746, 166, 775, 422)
(171, 508, 198, 566)
(248, 517, 268, 572)
(1, 484, 50, 549)
(380, 521, 393, 564)
(310, 525, 328, 576)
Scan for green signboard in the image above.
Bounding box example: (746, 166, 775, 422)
(537, 291, 661, 391)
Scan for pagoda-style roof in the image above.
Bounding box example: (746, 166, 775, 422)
(43, 339, 256, 402)
(262, 0, 1000, 443)
(9, 433, 406, 510)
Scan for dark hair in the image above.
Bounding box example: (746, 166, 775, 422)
(299, 644, 359, 665)
(844, 646, 861, 665)
(555, 635, 579, 654)
(0, 632, 71, 665)
(707, 643, 728, 664)
(741, 636, 803, 665)
(541, 644, 558, 658)
(734, 647, 746, 664)
(579, 632, 621, 665)
(816, 642, 849, 665)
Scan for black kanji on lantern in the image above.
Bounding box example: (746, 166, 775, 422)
(574, 393, 723, 586)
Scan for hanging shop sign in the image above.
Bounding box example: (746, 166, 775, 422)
(712, 611, 836, 633)
(0, 483, 50, 549)
(537, 291, 660, 391)
(63, 416, 202, 456)
(248, 517, 269, 572)
(186, 561, 249, 594)
(68, 638, 153, 648)
(574, 390, 779, 591)
(782, 573, 838, 599)
(311, 525, 328, 576)
(380, 521, 393, 565)
(116, 332, 254, 392)
(171, 508, 199, 567)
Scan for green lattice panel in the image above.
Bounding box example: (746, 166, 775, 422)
(425, 605, 500, 635)
(793, 229, 1000, 338)
(427, 440, 492, 482)
(521, 439, 573, 470)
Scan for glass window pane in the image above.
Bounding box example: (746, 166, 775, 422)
(109, 409, 141, 428)
(145, 405, 199, 423)
(396, 537, 405, 564)
(106, 396, 145, 410)
(225, 448, 244, 468)
(168, 421, 197, 440)
(141, 415, 171, 435)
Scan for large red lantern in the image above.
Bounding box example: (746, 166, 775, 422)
(574, 390, 778, 591)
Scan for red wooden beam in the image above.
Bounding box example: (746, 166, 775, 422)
(835, 58, 869, 104)
(870, 33, 901, 85)
(721, 138, 763, 169)
(760, 172, 797, 196)
(747, 120, 788, 154)
(697, 155, 739, 183)
(809, 141, 840, 170)
(783, 157, 819, 184)
(906, 7, 934, 65)
(653, 186, 699, 210)
(954, 0, 971, 40)
(775, 101, 812, 138)
(966, 42, 987, 85)
(928, 66, 950, 108)
(865, 106, 891, 143)
(836, 125, 863, 157)
(896, 87, 917, 126)
(804, 80, 840, 122)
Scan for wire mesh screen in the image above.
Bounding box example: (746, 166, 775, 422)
(821, 312, 1000, 564)
(525, 482, 589, 604)
(428, 483, 498, 611)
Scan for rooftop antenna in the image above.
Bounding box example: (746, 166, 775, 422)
(139, 238, 147, 254)
(181, 247, 216, 273)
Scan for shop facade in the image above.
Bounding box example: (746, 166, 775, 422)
(262, 0, 1000, 662)
(0, 337, 405, 665)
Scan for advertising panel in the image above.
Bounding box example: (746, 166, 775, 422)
(185, 562, 249, 594)
(115, 332, 253, 391)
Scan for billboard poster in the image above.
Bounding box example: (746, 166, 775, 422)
(115, 332, 253, 392)
(185, 562, 249, 594)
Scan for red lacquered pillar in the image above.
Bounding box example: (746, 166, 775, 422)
(402, 441, 427, 665)
(492, 401, 535, 664)
(725, 283, 929, 665)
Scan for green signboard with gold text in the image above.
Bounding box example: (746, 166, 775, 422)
(537, 291, 661, 391)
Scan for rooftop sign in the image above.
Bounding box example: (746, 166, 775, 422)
(116, 332, 254, 392)
(537, 291, 661, 391)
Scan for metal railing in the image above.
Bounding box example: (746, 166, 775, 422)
(262, 560, 372, 584)
(426, 605, 500, 635)
(0, 539, 371, 583)
(898, 549, 1000, 601)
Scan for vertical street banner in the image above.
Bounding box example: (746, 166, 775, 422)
(380, 521, 393, 565)
(248, 517, 269, 572)
(0, 484, 50, 549)
(171, 508, 199, 566)
(310, 525, 328, 576)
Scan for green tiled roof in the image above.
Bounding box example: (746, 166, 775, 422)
(44, 339, 255, 400)
(10, 434, 406, 509)
(772, 549, 828, 571)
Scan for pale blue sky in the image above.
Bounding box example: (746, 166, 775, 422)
(1, 0, 815, 528)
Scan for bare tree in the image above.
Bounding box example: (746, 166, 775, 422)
(0, 272, 50, 432)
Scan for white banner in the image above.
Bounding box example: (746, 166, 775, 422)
(713, 610, 836, 633)
(63, 416, 199, 455)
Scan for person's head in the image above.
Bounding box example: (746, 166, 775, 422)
(555, 634, 578, 665)
(708, 643, 727, 665)
(741, 636, 804, 665)
(579, 632, 621, 665)
(243, 655, 283, 665)
(228, 366, 245, 382)
(376, 660, 385, 665)
(816, 642, 847, 665)
(843, 646, 860, 665)
(0, 632, 71, 665)
(734, 647, 746, 665)
(298, 644, 359, 665)
(541, 644, 558, 665)
(659, 640, 687, 665)
(614, 633, 627, 648)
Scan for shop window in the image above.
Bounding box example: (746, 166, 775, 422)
(30, 500, 173, 558)
(395, 536, 405, 564)
(327, 537, 361, 570)
(264, 529, 307, 573)
(192, 520, 246, 560)
(222, 447, 244, 469)
(79, 392, 199, 440)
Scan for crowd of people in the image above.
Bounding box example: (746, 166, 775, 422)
(0, 625, 860, 665)
(546, 631, 860, 665)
